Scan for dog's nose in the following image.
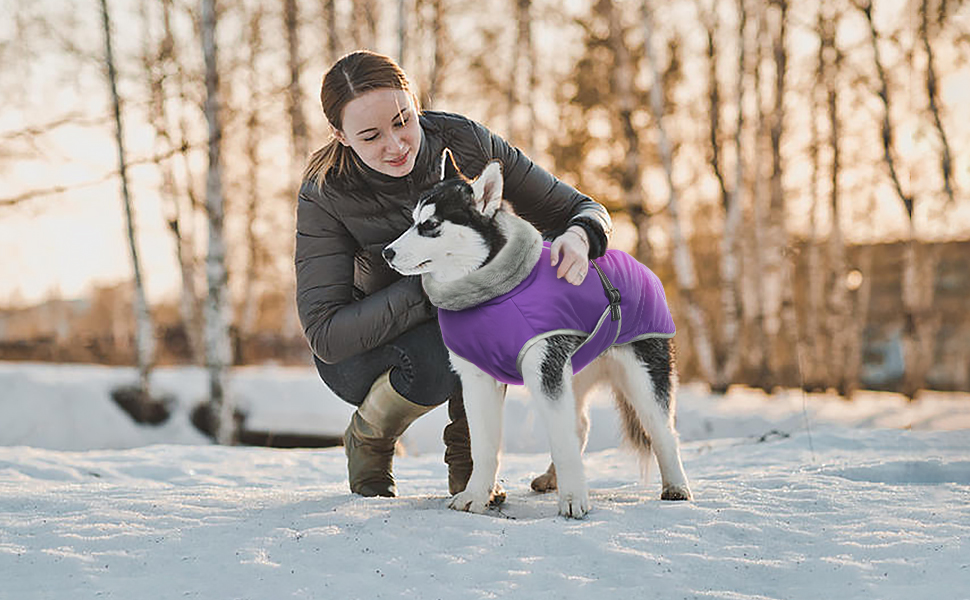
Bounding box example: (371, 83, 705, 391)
(382, 247, 396, 263)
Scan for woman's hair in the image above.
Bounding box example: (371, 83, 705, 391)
(303, 50, 420, 187)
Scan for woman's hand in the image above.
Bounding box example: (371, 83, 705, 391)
(550, 226, 590, 286)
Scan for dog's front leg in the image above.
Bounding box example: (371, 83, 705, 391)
(521, 339, 589, 519)
(447, 352, 506, 514)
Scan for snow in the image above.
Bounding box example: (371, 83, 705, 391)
(1, 362, 969, 599)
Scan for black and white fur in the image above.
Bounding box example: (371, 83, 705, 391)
(383, 151, 691, 518)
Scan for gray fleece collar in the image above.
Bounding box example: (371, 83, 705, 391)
(422, 211, 543, 311)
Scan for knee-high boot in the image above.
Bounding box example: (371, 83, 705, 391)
(344, 371, 432, 497)
(442, 390, 506, 504)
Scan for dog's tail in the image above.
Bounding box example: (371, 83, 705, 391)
(614, 393, 654, 483)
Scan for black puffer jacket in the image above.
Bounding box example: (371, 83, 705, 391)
(296, 111, 612, 364)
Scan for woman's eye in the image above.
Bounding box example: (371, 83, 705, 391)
(363, 133, 379, 142)
(394, 118, 409, 129)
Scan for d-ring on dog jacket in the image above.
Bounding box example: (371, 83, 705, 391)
(425, 211, 675, 385)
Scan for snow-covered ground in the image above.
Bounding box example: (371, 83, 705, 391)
(1, 362, 969, 599)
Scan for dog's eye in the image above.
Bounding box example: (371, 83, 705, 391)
(417, 219, 441, 236)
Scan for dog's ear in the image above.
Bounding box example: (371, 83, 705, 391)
(439, 148, 462, 181)
(470, 160, 503, 218)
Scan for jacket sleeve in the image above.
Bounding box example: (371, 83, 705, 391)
(295, 186, 434, 364)
(468, 119, 613, 258)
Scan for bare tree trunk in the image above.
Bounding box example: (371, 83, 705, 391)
(202, 0, 235, 444)
(763, 0, 797, 387)
(284, 0, 309, 342)
(506, 0, 536, 157)
(821, 5, 850, 395)
(745, 5, 769, 388)
(352, 0, 378, 50)
(398, 0, 408, 66)
(719, 0, 748, 387)
(920, 0, 955, 207)
(702, 0, 743, 391)
(860, 0, 937, 399)
(322, 0, 340, 64)
(424, 0, 444, 108)
(804, 3, 825, 390)
(142, 0, 202, 365)
(643, 0, 718, 384)
(238, 7, 265, 358)
(285, 0, 309, 165)
(99, 0, 155, 396)
(167, 0, 205, 364)
(608, 0, 649, 264)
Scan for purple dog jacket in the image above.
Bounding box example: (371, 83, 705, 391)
(438, 243, 675, 385)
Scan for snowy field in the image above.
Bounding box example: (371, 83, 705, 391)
(1, 362, 969, 600)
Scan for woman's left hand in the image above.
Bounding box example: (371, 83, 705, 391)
(550, 226, 590, 286)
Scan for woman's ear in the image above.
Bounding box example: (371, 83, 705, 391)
(440, 148, 462, 181)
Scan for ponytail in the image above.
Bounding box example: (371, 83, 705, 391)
(303, 139, 356, 189)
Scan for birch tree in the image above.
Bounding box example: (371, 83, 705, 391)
(285, 0, 309, 167)
(143, 0, 203, 364)
(508, 0, 537, 157)
(398, 0, 408, 65)
(920, 0, 956, 207)
(421, 0, 445, 108)
(605, 0, 650, 264)
(238, 6, 266, 355)
(700, 0, 744, 391)
(742, 4, 769, 387)
(820, 3, 851, 394)
(643, 0, 718, 384)
(322, 0, 340, 64)
(352, 0, 379, 50)
(99, 0, 156, 400)
(202, 0, 235, 444)
(763, 0, 798, 385)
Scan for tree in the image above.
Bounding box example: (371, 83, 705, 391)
(202, 0, 235, 444)
(700, 0, 745, 391)
(99, 0, 156, 403)
(142, 0, 204, 365)
(859, 0, 939, 399)
(643, 0, 718, 384)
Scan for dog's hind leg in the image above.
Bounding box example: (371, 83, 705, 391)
(614, 338, 691, 501)
(530, 358, 599, 493)
(446, 351, 507, 514)
(521, 334, 590, 518)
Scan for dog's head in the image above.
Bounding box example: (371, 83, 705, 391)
(383, 149, 505, 281)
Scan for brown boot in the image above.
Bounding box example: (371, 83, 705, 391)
(344, 372, 433, 497)
(443, 391, 506, 505)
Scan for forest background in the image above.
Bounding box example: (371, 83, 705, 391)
(2, 0, 969, 440)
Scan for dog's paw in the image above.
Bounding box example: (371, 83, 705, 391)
(557, 489, 590, 519)
(661, 484, 692, 501)
(449, 489, 492, 514)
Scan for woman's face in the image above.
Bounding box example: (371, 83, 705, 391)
(335, 88, 420, 177)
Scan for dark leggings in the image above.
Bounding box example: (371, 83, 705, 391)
(313, 319, 461, 407)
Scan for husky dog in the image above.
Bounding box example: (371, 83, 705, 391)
(383, 150, 691, 518)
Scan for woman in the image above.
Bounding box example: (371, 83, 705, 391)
(296, 50, 612, 498)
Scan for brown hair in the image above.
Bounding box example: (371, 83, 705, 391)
(303, 50, 420, 187)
